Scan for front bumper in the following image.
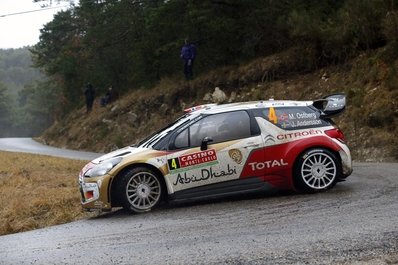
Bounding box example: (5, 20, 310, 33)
(79, 173, 112, 211)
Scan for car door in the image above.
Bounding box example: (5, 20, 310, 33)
(165, 110, 264, 194)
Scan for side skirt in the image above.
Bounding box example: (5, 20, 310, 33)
(169, 177, 274, 202)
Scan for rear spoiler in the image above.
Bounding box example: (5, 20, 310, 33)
(312, 93, 346, 118)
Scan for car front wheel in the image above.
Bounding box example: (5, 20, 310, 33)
(116, 167, 163, 213)
(294, 148, 340, 192)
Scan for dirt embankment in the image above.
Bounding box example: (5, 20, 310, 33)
(41, 48, 398, 162)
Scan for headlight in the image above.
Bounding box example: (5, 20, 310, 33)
(85, 157, 123, 177)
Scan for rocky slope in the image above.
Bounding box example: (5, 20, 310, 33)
(41, 48, 398, 162)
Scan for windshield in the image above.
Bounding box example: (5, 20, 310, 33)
(135, 113, 194, 148)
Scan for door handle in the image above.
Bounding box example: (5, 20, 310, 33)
(244, 142, 260, 148)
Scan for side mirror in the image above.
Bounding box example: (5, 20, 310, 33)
(200, 136, 213, 151)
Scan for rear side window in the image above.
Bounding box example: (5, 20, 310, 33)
(253, 106, 330, 130)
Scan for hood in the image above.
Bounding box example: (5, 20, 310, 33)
(92, 146, 148, 164)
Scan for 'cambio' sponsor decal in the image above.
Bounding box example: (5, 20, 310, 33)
(168, 149, 218, 173)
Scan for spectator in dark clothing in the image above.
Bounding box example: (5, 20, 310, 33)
(84, 83, 95, 113)
(180, 39, 196, 80)
(101, 86, 115, 107)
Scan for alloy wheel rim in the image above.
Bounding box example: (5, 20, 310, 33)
(301, 152, 336, 189)
(126, 172, 161, 210)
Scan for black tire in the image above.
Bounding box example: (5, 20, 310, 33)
(115, 167, 163, 213)
(294, 148, 341, 193)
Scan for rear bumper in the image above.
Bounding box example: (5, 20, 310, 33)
(337, 141, 353, 178)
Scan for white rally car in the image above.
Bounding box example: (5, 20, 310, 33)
(79, 93, 352, 213)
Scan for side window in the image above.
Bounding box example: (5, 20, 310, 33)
(254, 106, 329, 130)
(174, 128, 189, 149)
(189, 115, 217, 146)
(171, 111, 252, 149)
(190, 111, 251, 146)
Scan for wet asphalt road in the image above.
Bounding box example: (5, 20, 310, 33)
(0, 138, 100, 160)
(0, 159, 397, 264)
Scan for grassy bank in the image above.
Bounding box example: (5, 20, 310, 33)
(0, 151, 89, 236)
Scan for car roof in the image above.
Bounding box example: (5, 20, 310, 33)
(186, 100, 313, 115)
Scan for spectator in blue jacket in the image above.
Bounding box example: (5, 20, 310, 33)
(180, 39, 196, 80)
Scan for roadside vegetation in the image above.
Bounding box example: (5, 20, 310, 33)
(2, 0, 396, 128)
(1, 0, 396, 161)
(0, 48, 48, 137)
(0, 151, 89, 236)
(1, 1, 397, 161)
(42, 47, 398, 162)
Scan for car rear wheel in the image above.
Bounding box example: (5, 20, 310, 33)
(116, 167, 163, 213)
(294, 148, 340, 192)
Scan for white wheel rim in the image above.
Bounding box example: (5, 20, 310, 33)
(301, 152, 336, 189)
(126, 172, 161, 210)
